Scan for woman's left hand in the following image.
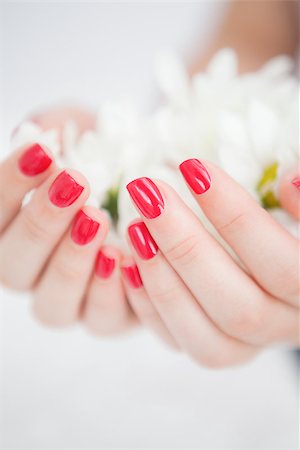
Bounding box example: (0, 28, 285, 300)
(122, 159, 299, 367)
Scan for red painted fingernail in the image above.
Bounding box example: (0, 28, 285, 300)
(121, 264, 143, 288)
(71, 210, 100, 245)
(128, 222, 158, 260)
(179, 159, 211, 194)
(95, 251, 115, 278)
(48, 171, 84, 207)
(18, 143, 52, 176)
(292, 177, 300, 190)
(126, 177, 164, 219)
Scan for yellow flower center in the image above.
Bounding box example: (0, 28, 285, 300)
(256, 162, 280, 209)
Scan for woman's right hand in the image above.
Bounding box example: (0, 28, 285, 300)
(0, 119, 136, 335)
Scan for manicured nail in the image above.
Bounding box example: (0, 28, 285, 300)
(48, 171, 84, 207)
(95, 251, 115, 279)
(71, 210, 100, 245)
(179, 158, 211, 194)
(128, 222, 158, 260)
(126, 177, 164, 219)
(18, 143, 52, 176)
(121, 264, 143, 288)
(292, 177, 300, 190)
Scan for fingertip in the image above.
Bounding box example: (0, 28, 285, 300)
(64, 168, 90, 193)
(278, 167, 300, 220)
(17, 143, 55, 177)
(80, 205, 109, 233)
(178, 158, 212, 195)
(121, 255, 136, 268)
(94, 246, 117, 279)
(101, 244, 122, 260)
(291, 177, 300, 190)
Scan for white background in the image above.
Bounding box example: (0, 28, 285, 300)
(0, 2, 298, 449)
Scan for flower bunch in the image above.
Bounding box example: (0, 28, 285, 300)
(12, 49, 299, 244)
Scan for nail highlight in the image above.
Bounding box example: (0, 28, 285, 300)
(71, 210, 100, 245)
(292, 177, 300, 190)
(95, 251, 115, 279)
(179, 158, 211, 194)
(121, 264, 143, 288)
(128, 222, 158, 260)
(48, 171, 84, 207)
(18, 143, 52, 176)
(126, 177, 164, 219)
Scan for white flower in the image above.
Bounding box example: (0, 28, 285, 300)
(11, 121, 60, 158)
(11, 48, 299, 243)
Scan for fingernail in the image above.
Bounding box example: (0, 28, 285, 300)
(179, 159, 211, 194)
(292, 177, 300, 190)
(126, 177, 164, 219)
(128, 222, 158, 260)
(95, 251, 115, 279)
(48, 171, 84, 207)
(18, 143, 52, 176)
(121, 264, 143, 288)
(71, 210, 100, 245)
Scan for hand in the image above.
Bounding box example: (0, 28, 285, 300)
(122, 159, 299, 367)
(190, 0, 298, 75)
(0, 109, 135, 335)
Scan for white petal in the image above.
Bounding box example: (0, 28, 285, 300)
(247, 100, 279, 162)
(206, 48, 238, 81)
(259, 55, 294, 80)
(154, 50, 190, 105)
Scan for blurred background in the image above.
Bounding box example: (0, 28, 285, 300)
(0, 2, 298, 449)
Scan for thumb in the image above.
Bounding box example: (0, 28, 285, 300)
(13, 105, 96, 142)
(30, 105, 96, 137)
(278, 166, 300, 221)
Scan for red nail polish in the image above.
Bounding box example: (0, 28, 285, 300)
(179, 159, 211, 194)
(292, 177, 300, 190)
(121, 264, 143, 288)
(18, 143, 52, 176)
(95, 251, 115, 278)
(126, 177, 164, 219)
(48, 171, 84, 207)
(128, 222, 158, 260)
(71, 210, 100, 245)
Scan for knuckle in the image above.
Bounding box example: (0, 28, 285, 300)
(150, 283, 181, 306)
(0, 264, 33, 290)
(190, 350, 232, 369)
(218, 210, 249, 234)
(276, 266, 299, 304)
(31, 299, 76, 328)
(226, 304, 265, 338)
(0, 269, 15, 289)
(52, 257, 83, 282)
(189, 344, 256, 369)
(22, 206, 50, 243)
(83, 315, 128, 336)
(0, 181, 20, 211)
(164, 234, 200, 267)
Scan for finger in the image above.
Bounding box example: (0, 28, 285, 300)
(121, 255, 178, 349)
(127, 221, 258, 368)
(127, 178, 298, 346)
(278, 167, 300, 220)
(179, 158, 299, 306)
(0, 169, 89, 290)
(30, 105, 96, 142)
(0, 143, 55, 233)
(32, 206, 108, 327)
(82, 247, 135, 335)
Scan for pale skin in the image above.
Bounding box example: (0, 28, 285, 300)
(0, 0, 299, 367)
